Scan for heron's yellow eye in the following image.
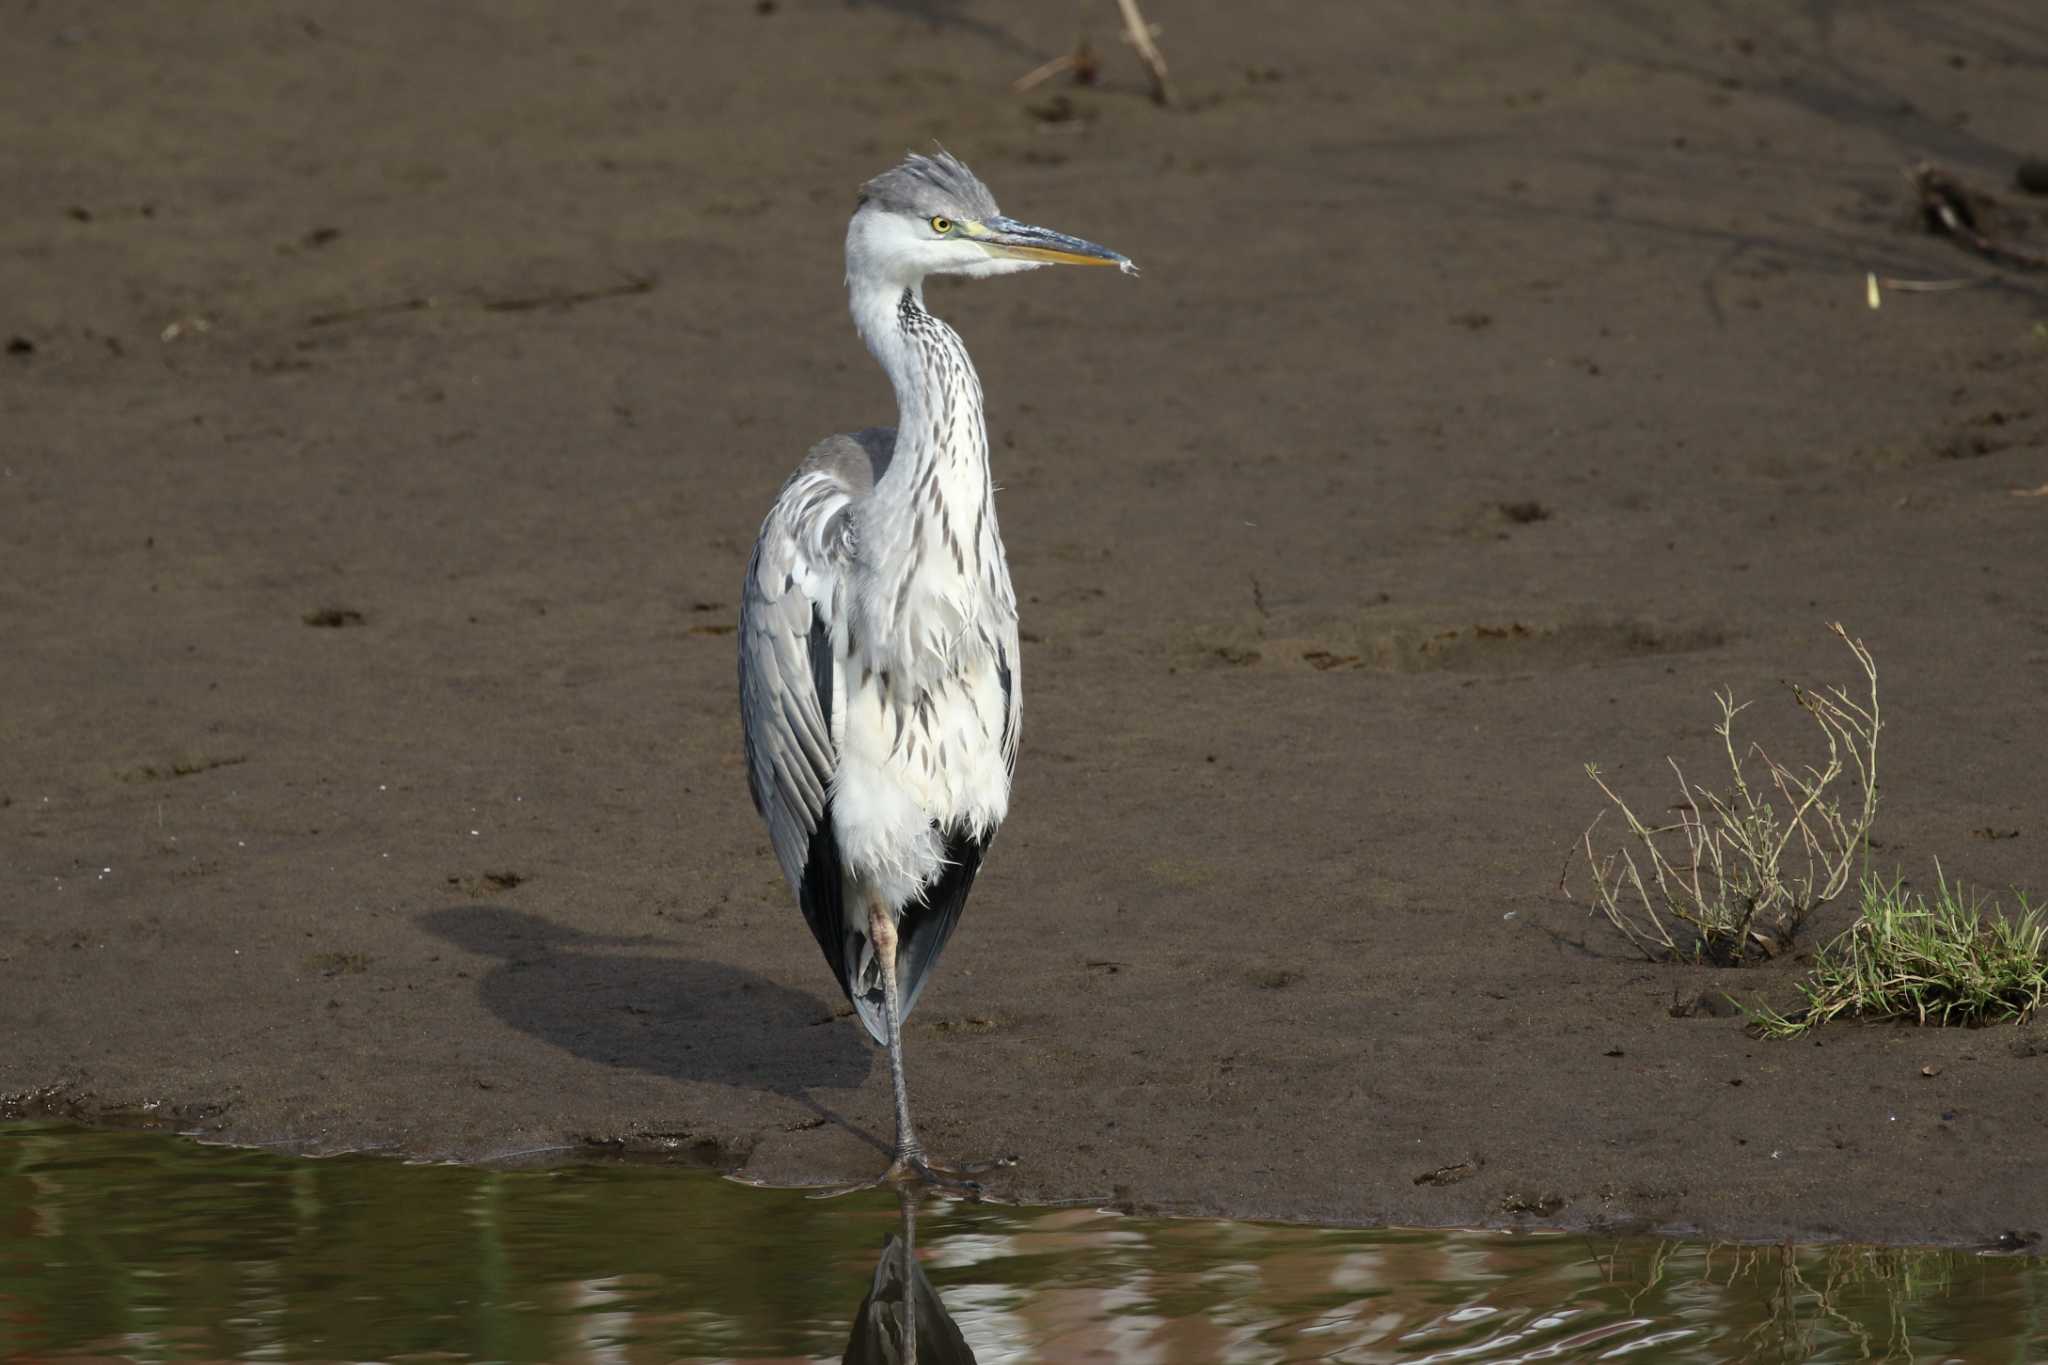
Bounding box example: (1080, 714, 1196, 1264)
(929, 216, 953, 234)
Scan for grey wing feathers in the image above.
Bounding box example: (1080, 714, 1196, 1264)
(738, 519, 836, 893)
(738, 431, 889, 891)
(740, 431, 901, 1015)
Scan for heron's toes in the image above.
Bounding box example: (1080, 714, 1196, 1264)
(908, 1153, 1018, 1199)
(804, 1152, 1015, 1201)
(906, 1159, 982, 1199)
(804, 1170, 897, 1201)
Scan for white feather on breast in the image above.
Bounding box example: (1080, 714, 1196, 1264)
(831, 585, 1014, 909)
(821, 289, 1022, 910)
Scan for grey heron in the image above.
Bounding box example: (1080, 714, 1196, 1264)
(738, 151, 1134, 1191)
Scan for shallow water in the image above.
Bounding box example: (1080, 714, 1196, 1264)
(2, 1123, 2042, 1363)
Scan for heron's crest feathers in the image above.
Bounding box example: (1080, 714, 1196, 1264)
(859, 149, 1000, 224)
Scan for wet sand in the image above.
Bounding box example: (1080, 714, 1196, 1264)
(4, 1, 2046, 1246)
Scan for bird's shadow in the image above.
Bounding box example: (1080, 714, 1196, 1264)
(419, 905, 874, 1098)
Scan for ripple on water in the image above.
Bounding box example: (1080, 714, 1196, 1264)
(1, 1121, 2043, 1363)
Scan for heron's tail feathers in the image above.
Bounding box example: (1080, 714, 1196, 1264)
(831, 826, 992, 1046)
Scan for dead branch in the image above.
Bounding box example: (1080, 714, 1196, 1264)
(1013, 38, 1098, 95)
(1115, 0, 1176, 107)
(1569, 624, 1880, 965)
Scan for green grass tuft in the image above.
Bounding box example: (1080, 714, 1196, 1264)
(1751, 869, 2047, 1037)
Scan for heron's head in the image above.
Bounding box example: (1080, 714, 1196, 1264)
(846, 150, 1135, 290)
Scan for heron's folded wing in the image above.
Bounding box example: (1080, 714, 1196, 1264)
(741, 438, 892, 999)
(738, 471, 850, 894)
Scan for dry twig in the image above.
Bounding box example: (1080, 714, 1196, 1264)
(1012, 38, 1098, 95)
(1115, 0, 1176, 107)
(1571, 624, 1880, 964)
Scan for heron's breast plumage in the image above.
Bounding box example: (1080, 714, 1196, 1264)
(828, 303, 1020, 910)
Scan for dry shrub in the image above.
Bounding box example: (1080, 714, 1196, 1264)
(1572, 623, 1879, 964)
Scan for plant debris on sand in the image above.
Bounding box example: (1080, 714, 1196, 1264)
(1572, 624, 1880, 965)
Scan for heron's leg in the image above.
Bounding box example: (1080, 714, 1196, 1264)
(809, 898, 1008, 1200)
(871, 896, 1016, 1193)
(866, 896, 925, 1165)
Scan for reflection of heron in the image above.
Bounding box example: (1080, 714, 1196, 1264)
(843, 1188, 978, 1364)
(739, 152, 1134, 1191)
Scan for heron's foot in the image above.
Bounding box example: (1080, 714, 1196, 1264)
(806, 1151, 1017, 1201)
(901, 1150, 1017, 1197)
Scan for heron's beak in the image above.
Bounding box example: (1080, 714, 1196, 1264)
(970, 215, 1138, 274)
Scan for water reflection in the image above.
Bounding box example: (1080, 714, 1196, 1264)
(843, 1189, 977, 1364)
(2, 1121, 2045, 1362)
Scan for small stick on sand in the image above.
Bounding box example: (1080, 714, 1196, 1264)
(1115, 0, 1176, 107)
(1863, 272, 1982, 309)
(1013, 53, 1075, 95)
(1012, 39, 1097, 95)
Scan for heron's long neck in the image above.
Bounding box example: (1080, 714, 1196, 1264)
(850, 282, 1011, 674)
(857, 284, 989, 495)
